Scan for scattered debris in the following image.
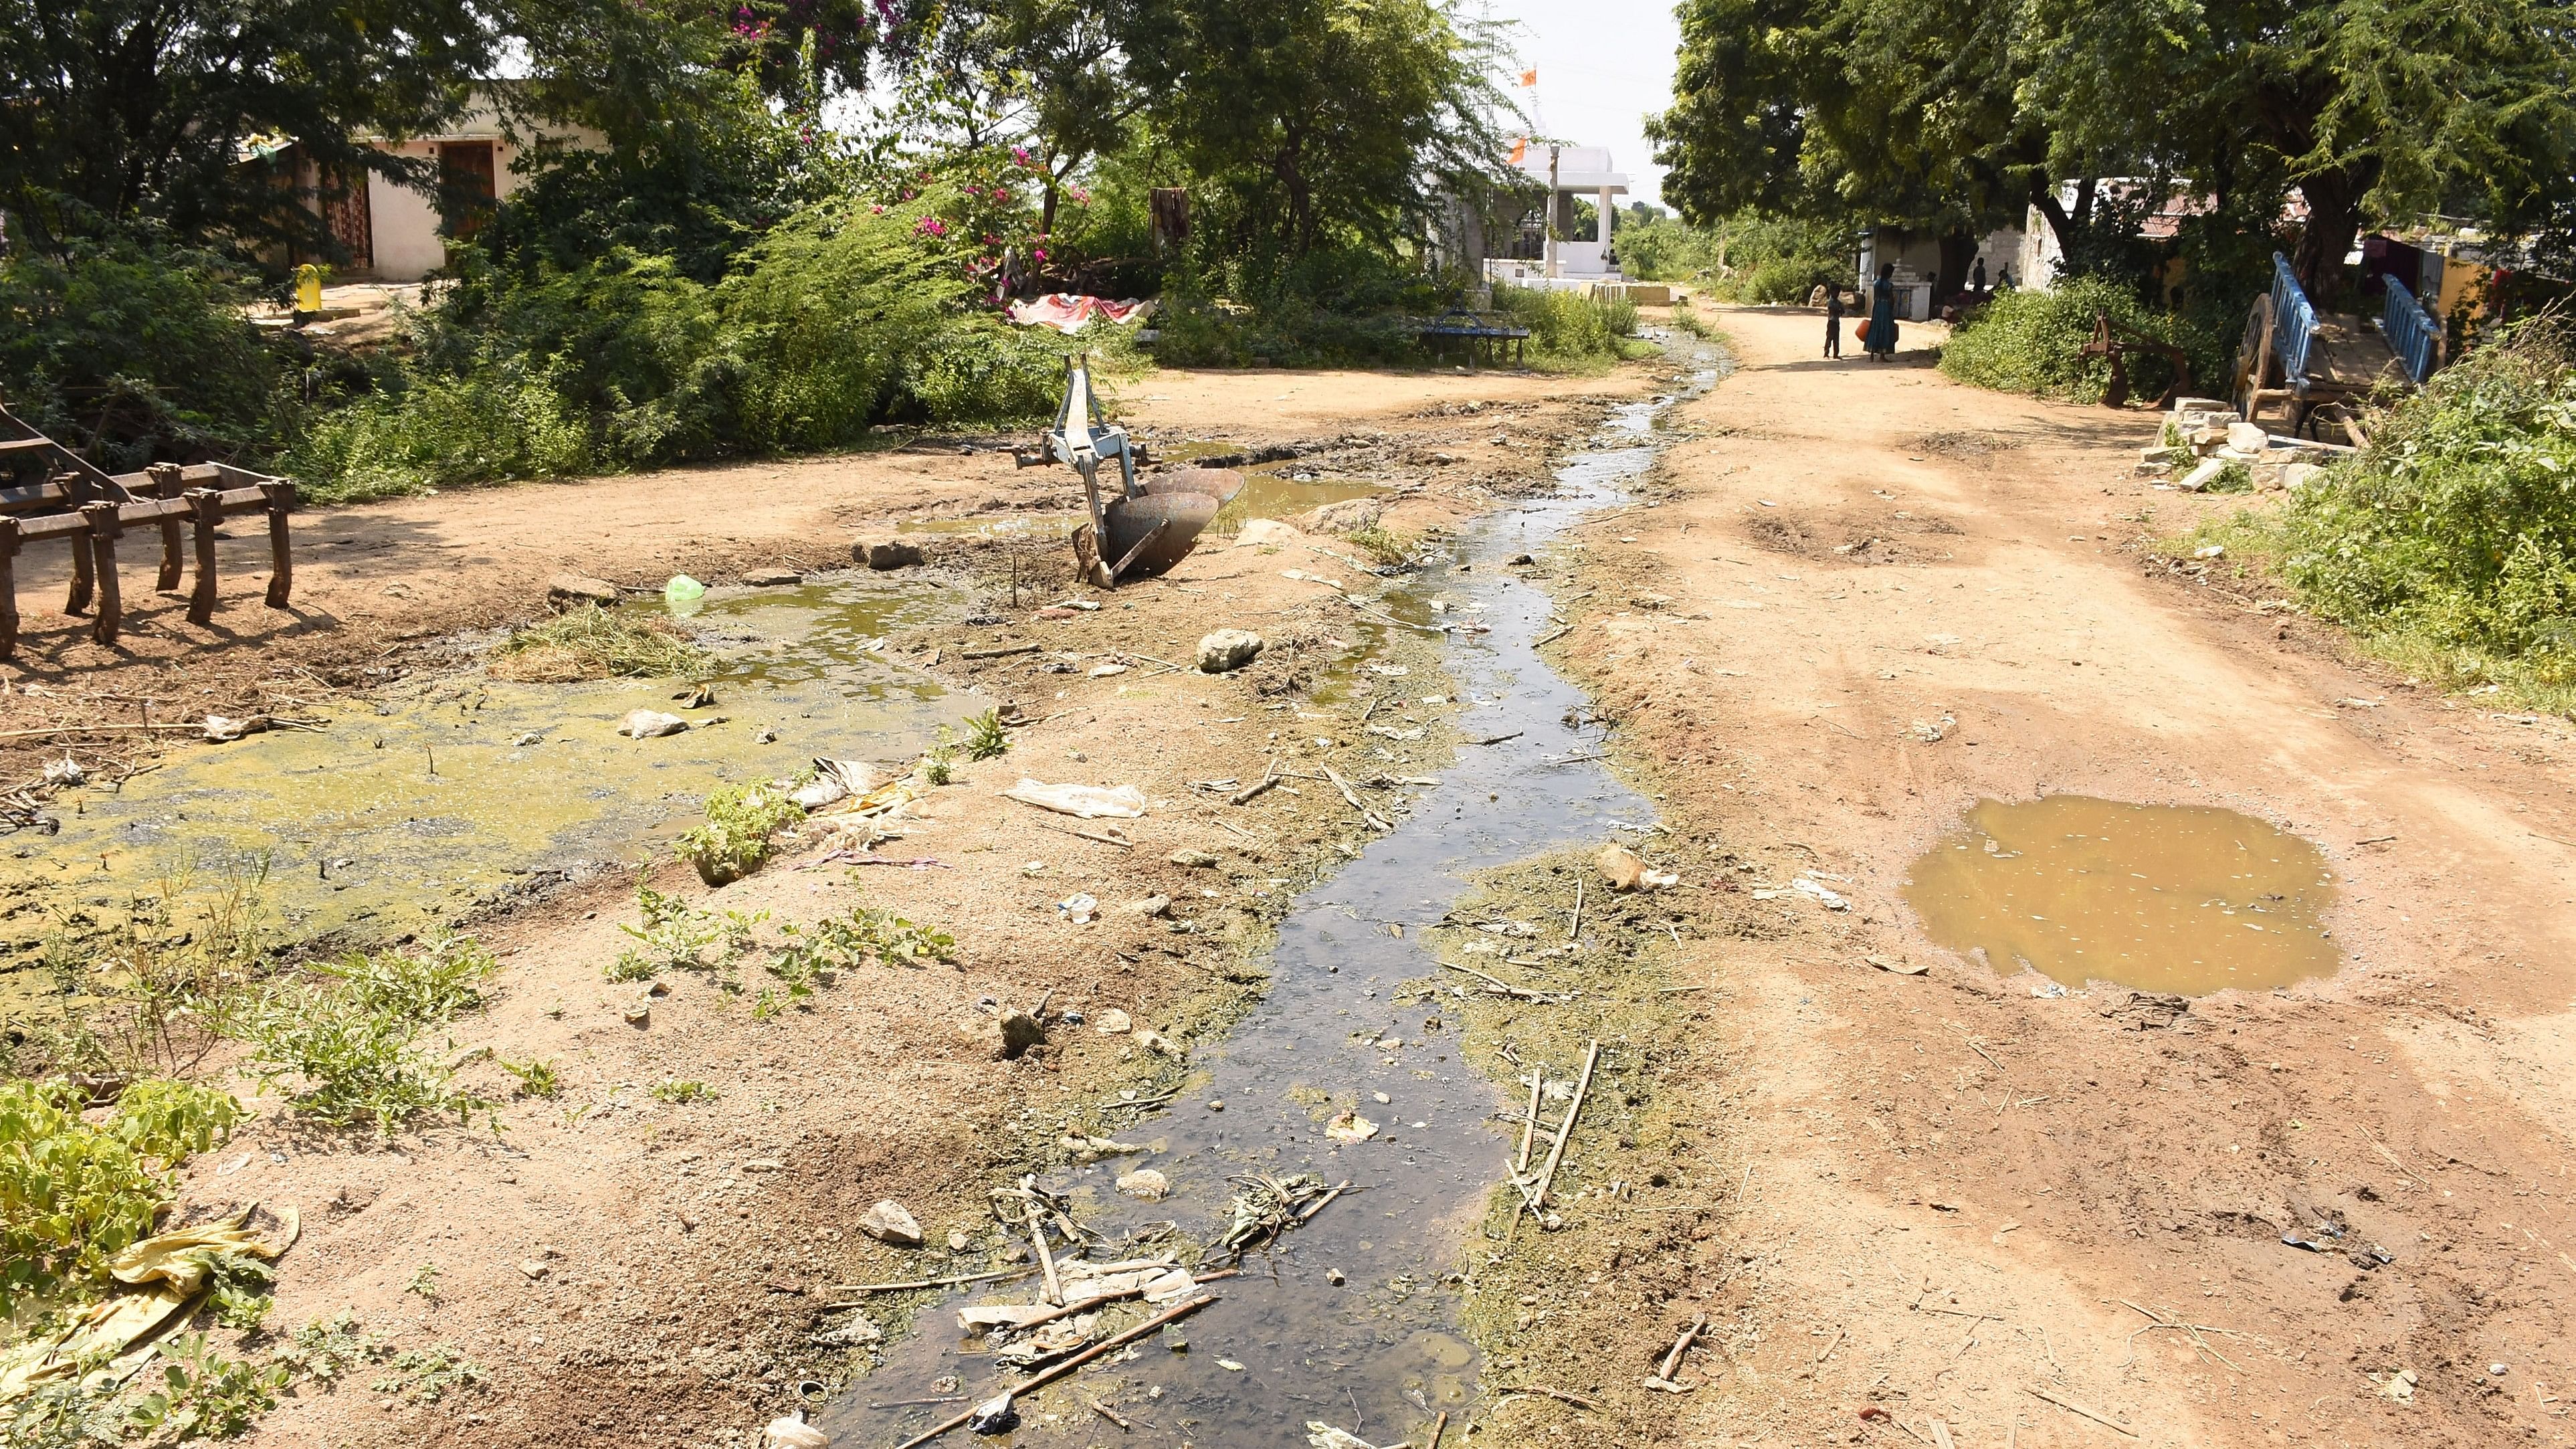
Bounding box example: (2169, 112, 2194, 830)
(1324, 1111, 1378, 1143)
(1222, 1173, 1343, 1256)
(1115, 1169, 1170, 1201)
(764, 1408, 831, 1448)
(618, 708, 689, 739)
(1595, 844, 1646, 891)
(1644, 1316, 1707, 1392)
(1004, 780, 1149, 819)
(2378, 1368, 2417, 1404)
(1866, 954, 1928, 976)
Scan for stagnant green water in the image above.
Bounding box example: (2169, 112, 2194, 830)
(3, 575, 977, 999)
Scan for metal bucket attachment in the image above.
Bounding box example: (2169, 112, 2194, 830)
(1139, 467, 1246, 506)
(1100, 491, 1218, 579)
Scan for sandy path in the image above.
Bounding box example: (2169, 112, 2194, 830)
(1521, 305, 2576, 1446)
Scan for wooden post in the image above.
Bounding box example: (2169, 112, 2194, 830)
(64, 476, 94, 617)
(187, 488, 222, 624)
(260, 480, 294, 609)
(147, 462, 185, 592)
(80, 501, 122, 646)
(0, 516, 19, 660)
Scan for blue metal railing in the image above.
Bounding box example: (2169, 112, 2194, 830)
(2381, 274, 2440, 384)
(2270, 252, 2318, 385)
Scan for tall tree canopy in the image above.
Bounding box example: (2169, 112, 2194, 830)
(1649, 0, 2576, 292)
(0, 0, 506, 252)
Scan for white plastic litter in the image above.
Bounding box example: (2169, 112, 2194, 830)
(1003, 779, 1148, 818)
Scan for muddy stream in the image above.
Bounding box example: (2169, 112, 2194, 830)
(822, 344, 1724, 1449)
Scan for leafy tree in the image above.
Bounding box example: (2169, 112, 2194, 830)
(1118, 0, 1514, 257)
(0, 0, 502, 255)
(1652, 0, 2576, 294)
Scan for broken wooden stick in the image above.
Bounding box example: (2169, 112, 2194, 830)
(1295, 1179, 1353, 1223)
(1085, 1397, 1132, 1430)
(1027, 1205, 1064, 1307)
(1514, 1071, 1543, 1176)
(1499, 1384, 1601, 1411)
(1527, 1039, 1602, 1213)
(961, 642, 1042, 660)
(1321, 763, 1391, 831)
(1440, 960, 1573, 1003)
(1645, 1315, 1706, 1391)
(1427, 1410, 1449, 1449)
(1568, 874, 1585, 941)
(2023, 1385, 2137, 1438)
(894, 1295, 1216, 1449)
(824, 1265, 1037, 1297)
(1229, 760, 1282, 805)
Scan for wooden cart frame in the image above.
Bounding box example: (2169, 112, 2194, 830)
(1, 403, 296, 660)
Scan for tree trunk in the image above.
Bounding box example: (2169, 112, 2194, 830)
(2291, 165, 2368, 301)
(1936, 227, 1977, 298)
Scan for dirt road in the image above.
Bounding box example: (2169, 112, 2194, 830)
(1513, 304, 2576, 1446)
(14, 312, 2576, 1449)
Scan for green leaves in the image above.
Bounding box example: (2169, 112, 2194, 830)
(0, 1078, 243, 1313)
(229, 936, 498, 1133)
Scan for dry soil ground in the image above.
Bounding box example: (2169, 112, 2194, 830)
(1509, 304, 2576, 1449)
(0, 362, 1651, 1448)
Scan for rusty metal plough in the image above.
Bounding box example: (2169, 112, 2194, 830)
(0, 399, 297, 659)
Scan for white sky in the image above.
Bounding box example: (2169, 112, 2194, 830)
(1482, 0, 1682, 207)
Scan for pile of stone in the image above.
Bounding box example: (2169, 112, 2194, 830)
(2132, 395, 2349, 492)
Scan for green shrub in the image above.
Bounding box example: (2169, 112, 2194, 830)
(1488, 283, 1646, 367)
(0, 236, 283, 471)
(127, 1333, 290, 1440)
(1939, 276, 2225, 403)
(961, 708, 1010, 761)
(0, 1078, 244, 1310)
(2236, 322, 2576, 702)
(230, 936, 497, 1133)
(674, 783, 806, 886)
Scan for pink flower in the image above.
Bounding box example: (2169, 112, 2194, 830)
(870, 203, 885, 214)
(1033, 248, 1047, 261)
(1011, 147, 1031, 166)
(916, 217, 948, 237)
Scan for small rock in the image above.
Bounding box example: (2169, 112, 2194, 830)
(1094, 1007, 1133, 1034)
(743, 1158, 783, 1172)
(2280, 462, 2326, 490)
(1133, 1028, 1183, 1058)
(621, 1002, 652, 1026)
(2226, 421, 2270, 454)
(1205, 1098, 1223, 1112)
(513, 731, 543, 747)
(753, 727, 779, 743)
(1326, 1268, 1346, 1286)
(1508, 552, 1536, 565)
(518, 1259, 551, 1280)
(1169, 848, 1221, 868)
(41, 757, 84, 787)
(764, 1412, 831, 1449)
(1298, 496, 1385, 535)
(1197, 629, 1265, 674)
(618, 709, 689, 739)
(947, 1228, 971, 1252)
(1233, 518, 1309, 549)
(1324, 1110, 1378, 1143)
(744, 567, 803, 587)
(1116, 1168, 1171, 1201)
(1596, 843, 1646, 892)
(547, 573, 622, 609)
(674, 683, 717, 708)
(1129, 894, 1171, 919)
(858, 1200, 924, 1246)
(998, 1009, 1047, 1060)
(2178, 458, 2228, 492)
(855, 539, 924, 571)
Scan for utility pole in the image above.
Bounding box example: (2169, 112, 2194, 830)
(1545, 144, 1561, 280)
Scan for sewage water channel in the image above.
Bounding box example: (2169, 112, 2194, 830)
(2, 579, 980, 984)
(1904, 795, 2340, 995)
(822, 344, 1724, 1449)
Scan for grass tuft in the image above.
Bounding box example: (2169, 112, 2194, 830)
(490, 603, 708, 682)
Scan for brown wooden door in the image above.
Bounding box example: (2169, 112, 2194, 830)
(439, 141, 497, 239)
(324, 165, 373, 270)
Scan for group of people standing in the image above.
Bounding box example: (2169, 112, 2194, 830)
(1822, 264, 1902, 362)
(1818, 258, 2011, 362)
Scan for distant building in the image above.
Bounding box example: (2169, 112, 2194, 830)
(1485, 144, 1630, 285)
(249, 89, 597, 282)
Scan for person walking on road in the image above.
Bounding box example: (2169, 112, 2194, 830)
(1863, 262, 1900, 361)
(1823, 282, 1844, 358)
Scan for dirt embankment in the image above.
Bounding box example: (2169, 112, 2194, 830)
(4, 363, 1665, 1449)
(1484, 304, 2576, 1448)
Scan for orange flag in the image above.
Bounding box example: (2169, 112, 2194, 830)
(1519, 68, 1538, 86)
(1508, 137, 1528, 164)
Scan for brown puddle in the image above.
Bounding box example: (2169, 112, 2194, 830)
(1904, 796, 2339, 995)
